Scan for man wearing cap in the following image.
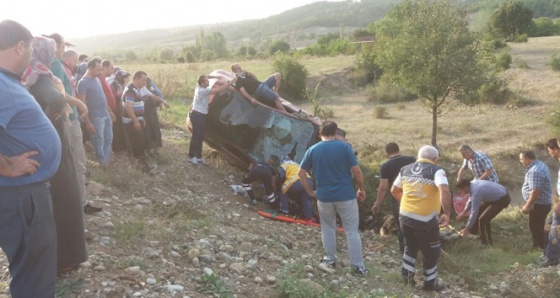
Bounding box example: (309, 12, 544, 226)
(0, 19, 60, 297)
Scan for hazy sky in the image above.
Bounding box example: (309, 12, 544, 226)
(3, 0, 345, 39)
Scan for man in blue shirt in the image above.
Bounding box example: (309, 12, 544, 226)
(520, 150, 552, 251)
(0, 19, 60, 298)
(298, 121, 368, 276)
(456, 179, 511, 246)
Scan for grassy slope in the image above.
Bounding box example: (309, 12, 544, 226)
(105, 37, 560, 297)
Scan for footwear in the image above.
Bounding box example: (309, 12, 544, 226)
(353, 267, 369, 276)
(84, 203, 103, 214)
(320, 257, 336, 268)
(423, 281, 444, 292)
(196, 157, 206, 165)
(318, 258, 336, 273)
(539, 254, 548, 262)
(188, 157, 199, 165)
(541, 258, 559, 267)
(249, 199, 257, 205)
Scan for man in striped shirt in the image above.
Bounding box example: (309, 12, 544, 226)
(457, 145, 499, 183)
(122, 71, 151, 173)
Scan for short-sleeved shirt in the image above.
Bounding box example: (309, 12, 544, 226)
(0, 69, 61, 187)
(192, 85, 212, 114)
(380, 155, 416, 200)
(522, 159, 552, 205)
(464, 180, 507, 229)
(299, 139, 358, 202)
(234, 72, 261, 95)
(76, 76, 109, 118)
(462, 151, 499, 183)
(122, 83, 145, 124)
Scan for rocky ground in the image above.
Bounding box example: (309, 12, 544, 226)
(1, 131, 559, 298)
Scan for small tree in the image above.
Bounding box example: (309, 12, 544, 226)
(272, 54, 308, 100)
(491, 1, 533, 41)
(269, 40, 290, 55)
(375, 0, 493, 147)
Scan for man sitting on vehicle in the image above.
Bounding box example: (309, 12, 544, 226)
(242, 155, 280, 205)
(231, 63, 287, 113)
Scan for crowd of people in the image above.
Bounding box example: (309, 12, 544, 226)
(2, 18, 560, 298)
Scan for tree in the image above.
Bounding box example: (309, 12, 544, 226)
(491, 1, 533, 41)
(159, 49, 175, 62)
(268, 40, 290, 55)
(374, 0, 492, 147)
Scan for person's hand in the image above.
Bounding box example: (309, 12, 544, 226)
(521, 203, 533, 214)
(439, 213, 450, 227)
(460, 228, 469, 238)
(456, 213, 465, 221)
(161, 100, 170, 108)
(230, 77, 238, 84)
(109, 111, 116, 122)
(307, 190, 316, 198)
(3, 151, 40, 177)
(250, 98, 258, 106)
(133, 120, 141, 131)
(76, 100, 88, 117)
(357, 189, 366, 201)
(372, 202, 381, 214)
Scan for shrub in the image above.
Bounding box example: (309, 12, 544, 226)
(269, 40, 290, 55)
(273, 54, 308, 100)
(478, 77, 512, 105)
(550, 52, 560, 71)
(514, 58, 530, 69)
(366, 79, 416, 104)
(373, 106, 388, 119)
(513, 34, 528, 43)
(546, 106, 560, 136)
(351, 43, 381, 86)
(496, 49, 512, 71)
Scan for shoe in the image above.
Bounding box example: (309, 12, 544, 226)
(84, 203, 103, 214)
(188, 157, 199, 165)
(539, 254, 548, 262)
(541, 258, 559, 267)
(249, 199, 257, 205)
(196, 158, 206, 165)
(423, 281, 444, 292)
(320, 257, 336, 268)
(353, 267, 369, 276)
(318, 258, 336, 273)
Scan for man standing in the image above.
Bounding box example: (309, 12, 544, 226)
(122, 71, 154, 173)
(372, 142, 416, 253)
(0, 19, 60, 297)
(391, 145, 452, 292)
(298, 121, 368, 276)
(456, 179, 511, 246)
(77, 57, 113, 165)
(520, 150, 552, 251)
(457, 145, 499, 183)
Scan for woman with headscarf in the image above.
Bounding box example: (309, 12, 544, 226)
(143, 77, 166, 153)
(110, 70, 130, 152)
(22, 36, 87, 273)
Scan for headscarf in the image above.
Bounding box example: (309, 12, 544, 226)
(21, 36, 57, 87)
(114, 70, 130, 85)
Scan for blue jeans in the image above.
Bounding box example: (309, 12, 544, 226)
(318, 199, 364, 269)
(280, 179, 314, 219)
(0, 182, 57, 298)
(91, 115, 113, 164)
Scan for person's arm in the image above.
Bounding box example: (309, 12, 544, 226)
(76, 92, 95, 134)
(478, 168, 495, 180)
(522, 188, 541, 214)
(238, 86, 258, 105)
(438, 184, 452, 227)
(0, 151, 40, 177)
(210, 77, 237, 94)
(298, 168, 315, 198)
(351, 165, 366, 201)
(372, 178, 388, 214)
(460, 197, 479, 236)
(148, 93, 169, 108)
(125, 101, 141, 131)
(456, 161, 467, 182)
(66, 95, 88, 117)
(457, 199, 472, 220)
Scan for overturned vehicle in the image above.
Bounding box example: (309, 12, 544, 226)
(186, 70, 347, 169)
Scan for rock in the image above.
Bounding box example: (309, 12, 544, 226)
(199, 254, 215, 263)
(146, 278, 157, 285)
(125, 266, 141, 273)
(187, 249, 200, 259)
(300, 279, 325, 293)
(255, 277, 263, 284)
(87, 181, 104, 195)
(81, 261, 92, 268)
(192, 257, 200, 267)
(165, 285, 184, 292)
(170, 251, 181, 258)
(266, 275, 276, 284)
(203, 267, 214, 276)
(229, 263, 245, 274)
(93, 265, 105, 271)
(304, 265, 314, 273)
(247, 259, 258, 268)
(132, 292, 142, 297)
(499, 281, 509, 293)
(240, 242, 252, 250)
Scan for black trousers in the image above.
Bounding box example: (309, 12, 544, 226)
(530, 203, 552, 250)
(124, 121, 148, 170)
(476, 193, 511, 245)
(401, 217, 440, 286)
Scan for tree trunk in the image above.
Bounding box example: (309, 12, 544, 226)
(431, 104, 438, 148)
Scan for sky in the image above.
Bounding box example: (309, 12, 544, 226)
(3, 0, 346, 40)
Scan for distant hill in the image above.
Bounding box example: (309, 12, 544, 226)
(72, 0, 393, 55)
